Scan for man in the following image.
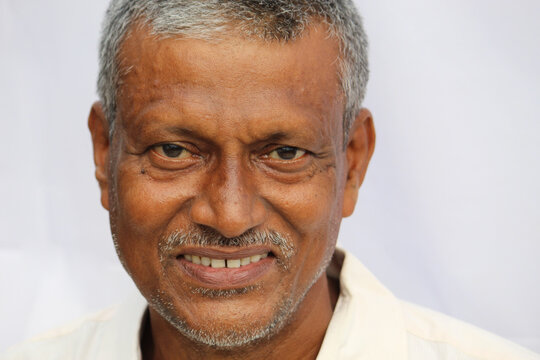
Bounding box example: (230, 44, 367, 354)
(3, 1, 539, 359)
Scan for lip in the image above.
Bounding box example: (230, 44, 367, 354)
(177, 246, 273, 259)
(176, 251, 274, 288)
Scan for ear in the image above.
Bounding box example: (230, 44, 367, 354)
(342, 108, 376, 217)
(88, 101, 111, 211)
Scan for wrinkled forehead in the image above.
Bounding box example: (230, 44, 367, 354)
(115, 21, 345, 138)
(117, 18, 343, 86)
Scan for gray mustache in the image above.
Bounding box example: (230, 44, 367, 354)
(159, 226, 296, 261)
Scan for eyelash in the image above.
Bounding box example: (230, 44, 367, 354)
(264, 146, 307, 161)
(151, 143, 308, 160)
(147, 143, 312, 178)
(152, 143, 194, 159)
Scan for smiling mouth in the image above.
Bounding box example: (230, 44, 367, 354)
(182, 252, 269, 268)
(176, 250, 275, 288)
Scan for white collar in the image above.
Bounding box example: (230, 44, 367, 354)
(317, 249, 408, 359)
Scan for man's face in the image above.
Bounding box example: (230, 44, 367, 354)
(89, 23, 372, 347)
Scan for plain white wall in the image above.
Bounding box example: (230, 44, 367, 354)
(1, 0, 539, 353)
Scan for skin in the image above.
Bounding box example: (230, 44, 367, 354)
(88, 22, 375, 360)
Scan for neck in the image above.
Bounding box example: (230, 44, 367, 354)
(142, 274, 338, 360)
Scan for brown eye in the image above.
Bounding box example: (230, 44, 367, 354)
(153, 144, 192, 159)
(268, 146, 306, 160)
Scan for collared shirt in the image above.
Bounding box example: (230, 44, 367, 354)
(3, 249, 539, 359)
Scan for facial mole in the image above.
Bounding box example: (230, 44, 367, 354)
(306, 162, 336, 179)
(141, 168, 146, 174)
(324, 163, 337, 171)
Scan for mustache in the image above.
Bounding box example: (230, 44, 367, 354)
(159, 226, 296, 261)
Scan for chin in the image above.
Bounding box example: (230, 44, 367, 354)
(148, 289, 298, 348)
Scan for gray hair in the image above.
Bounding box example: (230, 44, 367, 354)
(97, 0, 369, 141)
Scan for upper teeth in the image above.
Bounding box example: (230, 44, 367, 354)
(184, 253, 269, 268)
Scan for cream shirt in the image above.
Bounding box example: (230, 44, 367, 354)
(3, 249, 539, 360)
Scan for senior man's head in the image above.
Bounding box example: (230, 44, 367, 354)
(88, 0, 375, 356)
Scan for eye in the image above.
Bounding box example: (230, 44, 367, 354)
(267, 146, 306, 160)
(152, 143, 192, 159)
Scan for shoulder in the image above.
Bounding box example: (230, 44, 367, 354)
(400, 300, 540, 360)
(330, 249, 540, 360)
(1, 295, 147, 360)
(2, 306, 118, 360)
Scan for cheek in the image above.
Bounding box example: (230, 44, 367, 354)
(112, 161, 201, 240)
(110, 164, 204, 293)
(261, 170, 343, 294)
(265, 167, 342, 237)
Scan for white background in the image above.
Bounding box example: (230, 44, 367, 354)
(1, 0, 539, 353)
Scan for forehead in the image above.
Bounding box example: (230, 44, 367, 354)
(116, 22, 344, 138)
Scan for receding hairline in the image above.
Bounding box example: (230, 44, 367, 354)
(123, 17, 340, 66)
(97, 0, 369, 142)
(113, 20, 347, 146)
(115, 14, 343, 71)
(114, 18, 345, 113)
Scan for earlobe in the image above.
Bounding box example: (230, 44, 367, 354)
(88, 101, 111, 211)
(342, 108, 376, 217)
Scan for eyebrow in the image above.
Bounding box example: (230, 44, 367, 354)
(253, 131, 290, 144)
(163, 125, 197, 137)
(160, 125, 214, 144)
(159, 124, 310, 146)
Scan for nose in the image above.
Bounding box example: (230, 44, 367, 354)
(188, 159, 267, 238)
